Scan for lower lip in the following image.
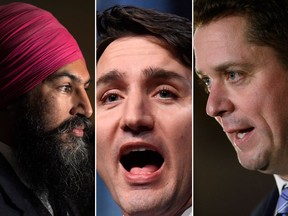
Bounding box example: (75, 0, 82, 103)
(72, 128, 84, 137)
(232, 129, 255, 150)
(122, 164, 164, 185)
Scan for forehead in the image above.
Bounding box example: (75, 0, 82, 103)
(48, 59, 90, 83)
(194, 16, 248, 71)
(194, 16, 247, 45)
(97, 36, 190, 79)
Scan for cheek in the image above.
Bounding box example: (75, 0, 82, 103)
(239, 83, 288, 141)
(260, 95, 288, 136)
(40, 95, 68, 129)
(96, 113, 119, 160)
(161, 107, 192, 148)
(97, 112, 118, 140)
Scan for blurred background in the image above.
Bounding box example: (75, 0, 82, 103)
(96, 0, 191, 215)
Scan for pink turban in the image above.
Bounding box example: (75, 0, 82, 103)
(0, 2, 84, 108)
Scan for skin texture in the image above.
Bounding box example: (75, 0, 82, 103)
(0, 58, 93, 146)
(97, 36, 192, 216)
(31, 58, 93, 131)
(194, 16, 288, 179)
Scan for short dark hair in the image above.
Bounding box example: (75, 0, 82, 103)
(97, 5, 192, 68)
(194, 0, 288, 68)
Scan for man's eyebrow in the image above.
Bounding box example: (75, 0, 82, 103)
(196, 61, 253, 77)
(214, 61, 253, 72)
(46, 71, 91, 85)
(96, 69, 125, 86)
(143, 67, 191, 82)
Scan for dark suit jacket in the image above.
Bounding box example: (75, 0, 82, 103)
(250, 187, 278, 216)
(0, 153, 52, 216)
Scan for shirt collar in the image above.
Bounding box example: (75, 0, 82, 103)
(274, 174, 288, 194)
(181, 206, 192, 216)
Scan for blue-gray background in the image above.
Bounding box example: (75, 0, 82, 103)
(96, 1, 191, 215)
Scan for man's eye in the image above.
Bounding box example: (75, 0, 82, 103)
(198, 77, 211, 93)
(203, 77, 211, 87)
(59, 85, 72, 92)
(159, 90, 175, 98)
(85, 84, 90, 92)
(155, 87, 178, 100)
(102, 93, 121, 103)
(225, 71, 241, 81)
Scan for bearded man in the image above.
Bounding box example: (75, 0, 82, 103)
(0, 2, 94, 216)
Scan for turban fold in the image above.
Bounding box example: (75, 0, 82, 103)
(0, 2, 84, 108)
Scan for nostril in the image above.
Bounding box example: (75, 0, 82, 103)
(216, 110, 226, 117)
(122, 124, 153, 134)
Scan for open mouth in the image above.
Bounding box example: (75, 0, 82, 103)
(120, 148, 164, 174)
(236, 127, 254, 139)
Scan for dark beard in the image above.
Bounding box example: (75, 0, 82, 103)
(12, 96, 94, 213)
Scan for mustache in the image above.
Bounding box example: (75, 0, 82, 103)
(47, 115, 93, 137)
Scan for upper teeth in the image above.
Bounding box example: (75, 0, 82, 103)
(131, 147, 147, 152)
(123, 147, 149, 155)
(237, 132, 246, 139)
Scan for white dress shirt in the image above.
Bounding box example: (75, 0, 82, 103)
(182, 206, 192, 216)
(273, 175, 288, 216)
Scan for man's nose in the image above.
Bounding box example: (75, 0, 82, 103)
(120, 94, 154, 134)
(206, 83, 234, 118)
(70, 88, 93, 118)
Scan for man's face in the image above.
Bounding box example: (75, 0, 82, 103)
(32, 59, 93, 133)
(12, 59, 94, 202)
(194, 16, 288, 178)
(97, 36, 192, 216)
